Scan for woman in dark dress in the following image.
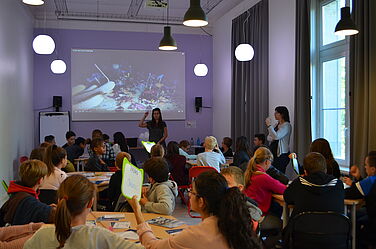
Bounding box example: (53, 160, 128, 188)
(138, 108, 168, 147)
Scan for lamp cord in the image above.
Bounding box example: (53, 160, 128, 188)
(166, 0, 169, 26)
(243, 10, 250, 43)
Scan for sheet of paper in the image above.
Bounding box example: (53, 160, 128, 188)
(116, 230, 139, 240)
(141, 141, 156, 153)
(111, 221, 131, 229)
(121, 158, 144, 201)
(103, 214, 125, 219)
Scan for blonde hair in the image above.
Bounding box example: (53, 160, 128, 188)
(19, 160, 48, 187)
(150, 144, 165, 158)
(115, 152, 131, 168)
(55, 175, 96, 249)
(244, 147, 273, 187)
(205, 136, 218, 150)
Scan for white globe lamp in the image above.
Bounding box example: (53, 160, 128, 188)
(235, 43, 254, 61)
(194, 63, 208, 77)
(32, 35, 55, 55)
(50, 60, 67, 74)
(23, 0, 44, 5)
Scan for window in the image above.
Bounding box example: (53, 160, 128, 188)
(311, 0, 351, 167)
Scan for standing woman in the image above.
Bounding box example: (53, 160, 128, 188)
(139, 108, 168, 147)
(265, 106, 292, 173)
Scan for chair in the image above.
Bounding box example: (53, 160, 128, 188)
(187, 166, 217, 218)
(39, 189, 58, 205)
(19, 156, 28, 164)
(288, 211, 351, 249)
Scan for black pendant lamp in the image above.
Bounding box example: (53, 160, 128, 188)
(183, 0, 208, 27)
(334, 7, 359, 36)
(159, 0, 177, 50)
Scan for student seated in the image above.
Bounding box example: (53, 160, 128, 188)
(197, 136, 225, 172)
(150, 144, 165, 158)
(253, 134, 267, 153)
(0, 223, 42, 249)
(178, 140, 197, 160)
(221, 137, 233, 158)
(243, 147, 286, 247)
(65, 137, 85, 163)
(88, 129, 115, 166)
(23, 175, 142, 249)
(39, 145, 68, 204)
(62, 131, 76, 149)
(345, 151, 376, 248)
(0, 160, 55, 226)
(140, 158, 178, 215)
(221, 166, 262, 222)
(44, 135, 56, 145)
(284, 152, 344, 219)
(29, 147, 46, 161)
(343, 164, 363, 186)
(231, 136, 253, 171)
(85, 138, 109, 172)
(165, 141, 189, 186)
(129, 171, 261, 249)
(108, 152, 132, 210)
(310, 138, 341, 178)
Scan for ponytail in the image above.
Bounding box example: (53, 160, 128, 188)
(55, 175, 95, 249)
(44, 145, 67, 176)
(218, 188, 260, 249)
(194, 172, 261, 249)
(244, 147, 273, 187)
(55, 198, 72, 249)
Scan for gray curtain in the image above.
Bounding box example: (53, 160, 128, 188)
(350, 0, 376, 170)
(294, 0, 312, 160)
(231, 0, 269, 143)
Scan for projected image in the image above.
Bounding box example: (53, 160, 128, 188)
(71, 49, 185, 121)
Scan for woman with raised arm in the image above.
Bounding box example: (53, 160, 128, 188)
(265, 106, 292, 173)
(129, 171, 261, 249)
(139, 108, 168, 147)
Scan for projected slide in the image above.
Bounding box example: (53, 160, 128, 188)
(71, 49, 185, 121)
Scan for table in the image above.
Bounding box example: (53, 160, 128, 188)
(67, 171, 115, 210)
(88, 212, 186, 241)
(272, 194, 363, 249)
(73, 157, 89, 171)
(186, 158, 233, 170)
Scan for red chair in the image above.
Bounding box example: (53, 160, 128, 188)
(108, 167, 119, 172)
(187, 166, 217, 218)
(19, 156, 28, 164)
(169, 174, 189, 205)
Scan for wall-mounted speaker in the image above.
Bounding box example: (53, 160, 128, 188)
(53, 96, 62, 112)
(195, 97, 202, 112)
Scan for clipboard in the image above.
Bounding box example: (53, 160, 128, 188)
(121, 158, 144, 201)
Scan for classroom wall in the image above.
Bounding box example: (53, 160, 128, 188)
(0, 0, 34, 204)
(33, 29, 213, 146)
(212, 0, 296, 148)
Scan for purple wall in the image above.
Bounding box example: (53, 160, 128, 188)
(34, 28, 213, 145)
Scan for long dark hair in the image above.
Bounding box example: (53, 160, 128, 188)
(165, 141, 179, 160)
(44, 145, 67, 176)
(310, 138, 335, 173)
(55, 175, 95, 249)
(275, 106, 290, 122)
(235, 136, 253, 157)
(113, 132, 129, 153)
(193, 171, 260, 249)
(151, 108, 163, 128)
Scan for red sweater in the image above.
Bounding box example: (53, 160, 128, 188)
(244, 166, 286, 215)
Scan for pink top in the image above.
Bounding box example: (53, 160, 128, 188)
(0, 223, 41, 249)
(137, 216, 230, 249)
(244, 166, 286, 214)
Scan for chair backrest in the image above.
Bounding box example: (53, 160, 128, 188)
(189, 166, 217, 180)
(39, 189, 58, 205)
(19, 156, 29, 164)
(289, 211, 351, 249)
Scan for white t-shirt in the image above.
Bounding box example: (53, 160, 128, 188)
(24, 225, 143, 249)
(39, 167, 67, 190)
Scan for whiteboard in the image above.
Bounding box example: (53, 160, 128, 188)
(39, 112, 70, 146)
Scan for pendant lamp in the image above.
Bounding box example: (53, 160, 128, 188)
(334, 7, 359, 36)
(235, 11, 254, 62)
(194, 63, 208, 77)
(159, 0, 177, 50)
(23, 0, 44, 5)
(51, 59, 67, 74)
(32, 34, 55, 54)
(183, 0, 208, 27)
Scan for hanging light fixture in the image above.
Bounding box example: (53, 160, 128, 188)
(23, 0, 44, 5)
(235, 11, 254, 62)
(335, 7, 359, 36)
(32, 34, 55, 54)
(159, 0, 177, 50)
(183, 0, 208, 27)
(194, 63, 208, 77)
(50, 59, 67, 74)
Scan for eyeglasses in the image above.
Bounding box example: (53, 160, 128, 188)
(187, 188, 200, 198)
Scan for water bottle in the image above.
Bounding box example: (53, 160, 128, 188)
(196, 137, 201, 146)
(190, 137, 194, 146)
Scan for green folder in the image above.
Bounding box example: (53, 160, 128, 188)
(121, 158, 144, 201)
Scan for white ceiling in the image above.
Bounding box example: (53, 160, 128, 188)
(29, 0, 245, 26)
